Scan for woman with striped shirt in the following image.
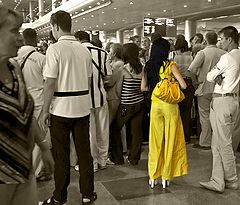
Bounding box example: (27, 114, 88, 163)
(109, 43, 145, 165)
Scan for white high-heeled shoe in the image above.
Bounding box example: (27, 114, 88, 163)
(149, 178, 158, 188)
(162, 179, 170, 189)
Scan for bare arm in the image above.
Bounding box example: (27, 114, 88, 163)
(171, 64, 187, 89)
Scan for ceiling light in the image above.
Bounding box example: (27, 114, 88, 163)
(163, 9, 166, 12)
(147, 13, 150, 16)
(91, 15, 94, 17)
(81, 9, 85, 11)
(97, 2, 101, 5)
(114, 7, 117, 10)
(89, 5, 92, 8)
(75, 11, 78, 14)
(89, 26, 92, 29)
(83, 17, 86, 20)
(130, 1, 133, 5)
(112, 21, 115, 23)
(184, 5, 187, 7)
(103, 23, 106, 25)
(96, 25, 99, 27)
(84, 28, 86, 30)
(75, 20, 78, 22)
(216, 15, 228, 19)
(208, 0, 211, 2)
(102, 11, 105, 13)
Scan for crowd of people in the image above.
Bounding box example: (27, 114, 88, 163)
(0, 5, 240, 205)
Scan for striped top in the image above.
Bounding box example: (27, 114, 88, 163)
(121, 78, 144, 105)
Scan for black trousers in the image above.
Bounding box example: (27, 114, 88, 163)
(179, 78, 195, 142)
(110, 102, 144, 165)
(50, 114, 94, 202)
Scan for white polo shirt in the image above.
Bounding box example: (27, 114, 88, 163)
(17, 45, 45, 107)
(43, 35, 92, 118)
(207, 49, 240, 94)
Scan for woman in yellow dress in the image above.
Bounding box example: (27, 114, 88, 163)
(146, 37, 188, 188)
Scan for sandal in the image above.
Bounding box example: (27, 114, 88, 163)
(82, 192, 97, 205)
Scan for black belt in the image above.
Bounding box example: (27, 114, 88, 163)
(54, 90, 89, 97)
(212, 93, 238, 98)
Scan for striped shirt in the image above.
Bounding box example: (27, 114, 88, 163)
(121, 78, 144, 105)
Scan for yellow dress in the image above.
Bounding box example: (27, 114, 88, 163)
(148, 61, 188, 180)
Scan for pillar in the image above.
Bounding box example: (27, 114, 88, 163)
(116, 30, 124, 44)
(52, 0, 56, 11)
(29, 1, 34, 22)
(184, 20, 196, 45)
(133, 27, 143, 38)
(38, 0, 44, 17)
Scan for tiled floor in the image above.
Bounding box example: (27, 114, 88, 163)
(38, 143, 240, 205)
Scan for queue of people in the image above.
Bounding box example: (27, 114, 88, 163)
(0, 5, 240, 205)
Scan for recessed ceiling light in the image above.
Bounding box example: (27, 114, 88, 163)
(75, 20, 78, 23)
(89, 6, 92, 8)
(81, 9, 84, 11)
(83, 28, 86, 30)
(184, 5, 187, 8)
(112, 21, 115, 23)
(103, 23, 106, 25)
(130, 1, 133, 5)
(147, 13, 150, 16)
(83, 17, 86, 20)
(91, 15, 94, 17)
(114, 7, 117, 10)
(89, 26, 92, 29)
(102, 11, 105, 14)
(208, 0, 211, 2)
(96, 25, 99, 27)
(97, 2, 101, 5)
(163, 9, 166, 12)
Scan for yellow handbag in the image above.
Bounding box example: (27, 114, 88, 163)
(152, 61, 185, 104)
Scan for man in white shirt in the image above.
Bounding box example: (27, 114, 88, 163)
(200, 26, 240, 193)
(74, 31, 109, 172)
(17, 28, 49, 180)
(40, 11, 96, 205)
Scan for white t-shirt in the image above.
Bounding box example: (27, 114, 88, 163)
(17, 45, 45, 107)
(207, 49, 240, 94)
(43, 35, 92, 118)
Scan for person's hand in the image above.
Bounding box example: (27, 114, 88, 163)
(39, 110, 50, 132)
(41, 149, 54, 175)
(215, 74, 225, 85)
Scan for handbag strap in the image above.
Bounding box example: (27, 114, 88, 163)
(20, 50, 36, 70)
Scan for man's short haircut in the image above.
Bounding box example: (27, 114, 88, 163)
(205, 31, 218, 45)
(23, 28, 37, 42)
(74, 31, 90, 42)
(50, 10, 71, 32)
(219, 26, 239, 45)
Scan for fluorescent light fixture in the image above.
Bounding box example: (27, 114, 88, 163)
(201, 17, 213, 21)
(72, 0, 112, 20)
(216, 15, 228, 19)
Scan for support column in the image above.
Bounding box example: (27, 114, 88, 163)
(116, 30, 124, 44)
(133, 27, 143, 38)
(99, 31, 107, 43)
(184, 20, 196, 45)
(38, 0, 44, 18)
(29, 1, 34, 22)
(52, 0, 56, 11)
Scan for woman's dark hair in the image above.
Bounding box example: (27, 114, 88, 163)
(122, 43, 142, 74)
(174, 39, 189, 52)
(146, 37, 170, 90)
(50, 10, 71, 32)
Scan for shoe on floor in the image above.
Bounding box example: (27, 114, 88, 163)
(193, 144, 211, 150)
(98, 164, 107, 170)
(82, 192, 97, 205)
(225, 181, 239, 190)
(106, 158, 115, 165)
(42, 197, 66, 205)
(199, 181, 224, 193)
